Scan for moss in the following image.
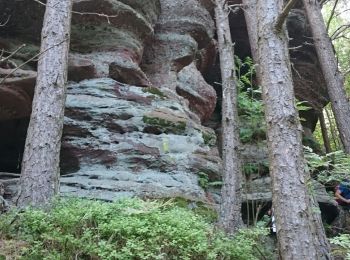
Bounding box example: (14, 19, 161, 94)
(202, 131, 216, 147)
(198, 172, 209, 189)
(143, 115, 186, 134)
(142, 87, 167, 98)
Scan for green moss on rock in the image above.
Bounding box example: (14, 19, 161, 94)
(143, 110, 187, 135)
(201, 131, 216, 147)
(142, 87, 167, 98)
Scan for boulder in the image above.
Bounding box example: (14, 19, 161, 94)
(177, 63, 217, 122)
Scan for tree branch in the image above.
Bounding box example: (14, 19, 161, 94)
(326, 0, 339, 32)
(331, 23, 350, 40)
(0, 39, 67, 84)
(0, 15, 10, 27)
(320, 0, 331, 6)
(275, 0, 299, 33)
(0, 44, 26, 64)
(33, 0, 120, 24)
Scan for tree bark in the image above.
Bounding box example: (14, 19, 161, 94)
(325, 106, 340, 150)
(16, 0, 73, 208)
(302, 0, 350, 154)
(215, 0, 243, 234)
(319, 110, 332, 154)
(244, 0, 331, 259)
(243, 0, 260, 84)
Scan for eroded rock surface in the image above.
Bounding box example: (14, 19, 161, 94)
(177, 63, 217, 122)
(70, 0, 160, 85)
(60, 78, 221, 202)
(0, 0, 334, 214)
(142, 0, 214, 90)
(0, 0, 161, 86)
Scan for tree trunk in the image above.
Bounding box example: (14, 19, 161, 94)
(244, 0, 331, 259)
(302, 0, 350, 154)
(319, 110, 332, 154)
(16, 0, 73, 208)
(242, 0, 260, 84)
(325, 106, 340, 150)
(215, 0, 243, 234)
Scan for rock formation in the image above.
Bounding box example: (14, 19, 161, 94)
(0, 0, 338, 221)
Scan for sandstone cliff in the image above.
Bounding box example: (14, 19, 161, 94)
(0, 0, 336, 220)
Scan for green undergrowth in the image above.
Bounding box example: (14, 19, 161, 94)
(172, 197, 220, 223)
(236, 56, 266, 144)
(330, 234, 350, 260)
(0, 198, 269, 260)
(304, 147, 350, 185)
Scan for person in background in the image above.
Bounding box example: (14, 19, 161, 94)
(335, 179, 350, 210)
(267, 208, 276, 235)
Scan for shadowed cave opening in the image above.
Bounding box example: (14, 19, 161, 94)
(0, 118, 28, 174)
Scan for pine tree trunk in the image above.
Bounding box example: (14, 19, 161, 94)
(242, 0, 259, 75)
(244, 0, 331, 259)
(325, 106, 340, 150)
(215, 0, 243, 234)
(319, 110, 332, 154)
(302, 0, 350, 154)
(16, 0, 73, 208)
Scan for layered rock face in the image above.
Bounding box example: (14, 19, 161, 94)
(60, 78, 220, 201)
(0, 0, 220, 203)
(58, 0, 220, 202)
(0, 0, 334, 214)
(70, 0, 161, 85)
(0, 0, 160, 174)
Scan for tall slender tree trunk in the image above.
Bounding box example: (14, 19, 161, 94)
(215, 0, 243, 234)
(319, 110, 332, 154)
(244, 0, 331, 259)
(302, 0, 350, 154)
(242, 0, 260, 84)
(325, 106, 340, 150)
(16, 0, 73, 208)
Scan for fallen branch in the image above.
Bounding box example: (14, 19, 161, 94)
(0, 172, 21, 178)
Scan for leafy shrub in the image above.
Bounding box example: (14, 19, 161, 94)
(304, 146, 350, 184)
(330, 234, 350, 260)
(236, 56, 266, 144)
(0, 198, 268, 260)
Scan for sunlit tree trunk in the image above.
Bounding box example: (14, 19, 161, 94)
(17, 0, 73, 208)
(244, 0, 331, 259)
(325, 106, 340, 150)
(302, 0, 350, 154)
(215, 0, 243, 234)
(319, 110, 332, 154)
